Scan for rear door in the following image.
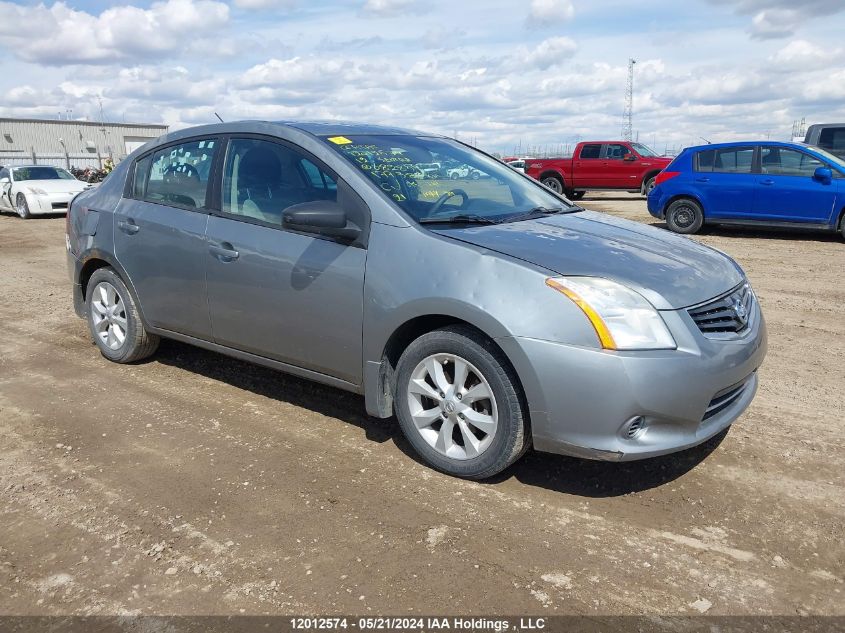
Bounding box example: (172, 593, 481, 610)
(204, 136, 367, 385)
(753, 145, 838, 223)
(113, 137, 219, 339)
(692, 146, 757, 219)
(571, 143, 604, 189)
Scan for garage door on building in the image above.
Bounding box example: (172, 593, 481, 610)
(124, 136, 156, 155)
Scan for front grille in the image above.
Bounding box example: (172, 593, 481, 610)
(703, 376, 752, 420)
(688, 283, 753, 336)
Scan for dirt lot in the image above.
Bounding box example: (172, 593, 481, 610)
(0, 193, 843, 617)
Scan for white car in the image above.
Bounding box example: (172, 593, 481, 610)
(0, 165, 89, 219)
(506, 159, 526, 173)
(446, 165, 482, 180)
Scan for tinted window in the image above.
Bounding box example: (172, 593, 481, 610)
(579, 144, 601, 159)
(818, 127, 845, 153)
(144, 138, 217, 209)
(0, 168, 9, 181)
(697, 147, 754, 173)
(760, 147, 824, 176)
(222, 138, 337, 225)
(604, 144, 631, 160)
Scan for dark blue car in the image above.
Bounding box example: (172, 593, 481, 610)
(647, 141, 845, 238)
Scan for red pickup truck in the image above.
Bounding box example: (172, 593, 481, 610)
(524, 141, 672, 200)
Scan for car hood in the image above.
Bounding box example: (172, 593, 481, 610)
(18, 179, 87, 193)
(431, 210, 744, 310)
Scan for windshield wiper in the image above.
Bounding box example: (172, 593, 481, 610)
(501, 206, 569, 223)
(419, 214, 500, 225)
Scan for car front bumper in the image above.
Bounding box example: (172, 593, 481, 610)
(23, 190, 80, 215)
(497, 298, 767, 461)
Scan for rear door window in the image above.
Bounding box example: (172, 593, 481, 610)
(760, 147, 824, 176)
(696, 147, 754, 173)
(579, 144, 601, 159)
(143, 138, 218, 209)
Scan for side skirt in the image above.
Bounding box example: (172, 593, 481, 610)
(148, 327, 364, 395)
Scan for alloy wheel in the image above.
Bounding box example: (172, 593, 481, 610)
(542, 177, 562, 193)
(90, 281, 128, 350)
(406, 353, 498, 460)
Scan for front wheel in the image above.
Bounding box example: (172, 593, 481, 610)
(394, 326, 529, 479)
(665, 198, 704, 234)
(541, 175, 564, 194)
(86, 267, 160, 363)
(643, 177, 656, 196)
(16, 193, 32, 219)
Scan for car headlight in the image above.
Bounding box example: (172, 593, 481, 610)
(27, 187, 48, 195)
(546, 276, 676, 350)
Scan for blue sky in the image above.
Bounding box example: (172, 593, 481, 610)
(0, 0, 843, 154)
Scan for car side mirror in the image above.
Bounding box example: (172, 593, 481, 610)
(283, 200, 361, 241)
(813, 166, 833, 185)
(623, 154, 636, 162)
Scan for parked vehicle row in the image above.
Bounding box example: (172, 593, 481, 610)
(66, 121, 766, 479)
(647, 141, 845, 237)
(524, 141, 671, 200)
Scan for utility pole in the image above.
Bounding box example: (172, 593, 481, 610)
(623, 58, 636, 141)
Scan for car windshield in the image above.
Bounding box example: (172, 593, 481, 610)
(807, 145, 845, 171)
(323, 134, 577, 223)
(631, 143, 660, 157)
(13, 166, 75, 181)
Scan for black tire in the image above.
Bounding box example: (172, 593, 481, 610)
(643, 177, 656, 196)
(541, 175, 564, 194)
(665, 198, 704, 234)
(15, 193, 32, 219)
(394, 325, 529, 479)
(470, 171, 480, 180)
(839, 214, 845, 240)
(569, 191, 585, 200)
(86, 267, 159, 363)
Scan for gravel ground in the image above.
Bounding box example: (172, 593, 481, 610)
(0, 193, 842, 616)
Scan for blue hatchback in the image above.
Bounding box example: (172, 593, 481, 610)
(648, 141, 845, 238)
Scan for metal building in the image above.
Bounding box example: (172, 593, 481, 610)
(0, 117, 168, 169)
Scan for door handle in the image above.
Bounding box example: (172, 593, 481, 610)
(695, 177, 710, 183)
(209, 242, 239, 262)
(760, 179, 775, 186)
(117, 219, 139, 235)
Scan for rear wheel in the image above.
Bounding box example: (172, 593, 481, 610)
(15, 193, 31, 219)
(394, 326, 528, 479)
(541, 175, 564, 194)
(665, 198, 704, 234)
(86, 267, 159, 363)
(839, 214, 845, 240)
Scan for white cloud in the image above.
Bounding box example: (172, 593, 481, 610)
(361, 0, 421, 17)
(770, 39, 833, 71)
(234, 0, 296, 7)
(526, 0, 574, 27)
(708, 0, 845, 39)
(0, 0, 229, 65)
(527, 37, 577, 69)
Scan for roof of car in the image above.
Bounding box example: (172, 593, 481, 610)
(276, 120, 439, 137)
(684, 140, 822, 152)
